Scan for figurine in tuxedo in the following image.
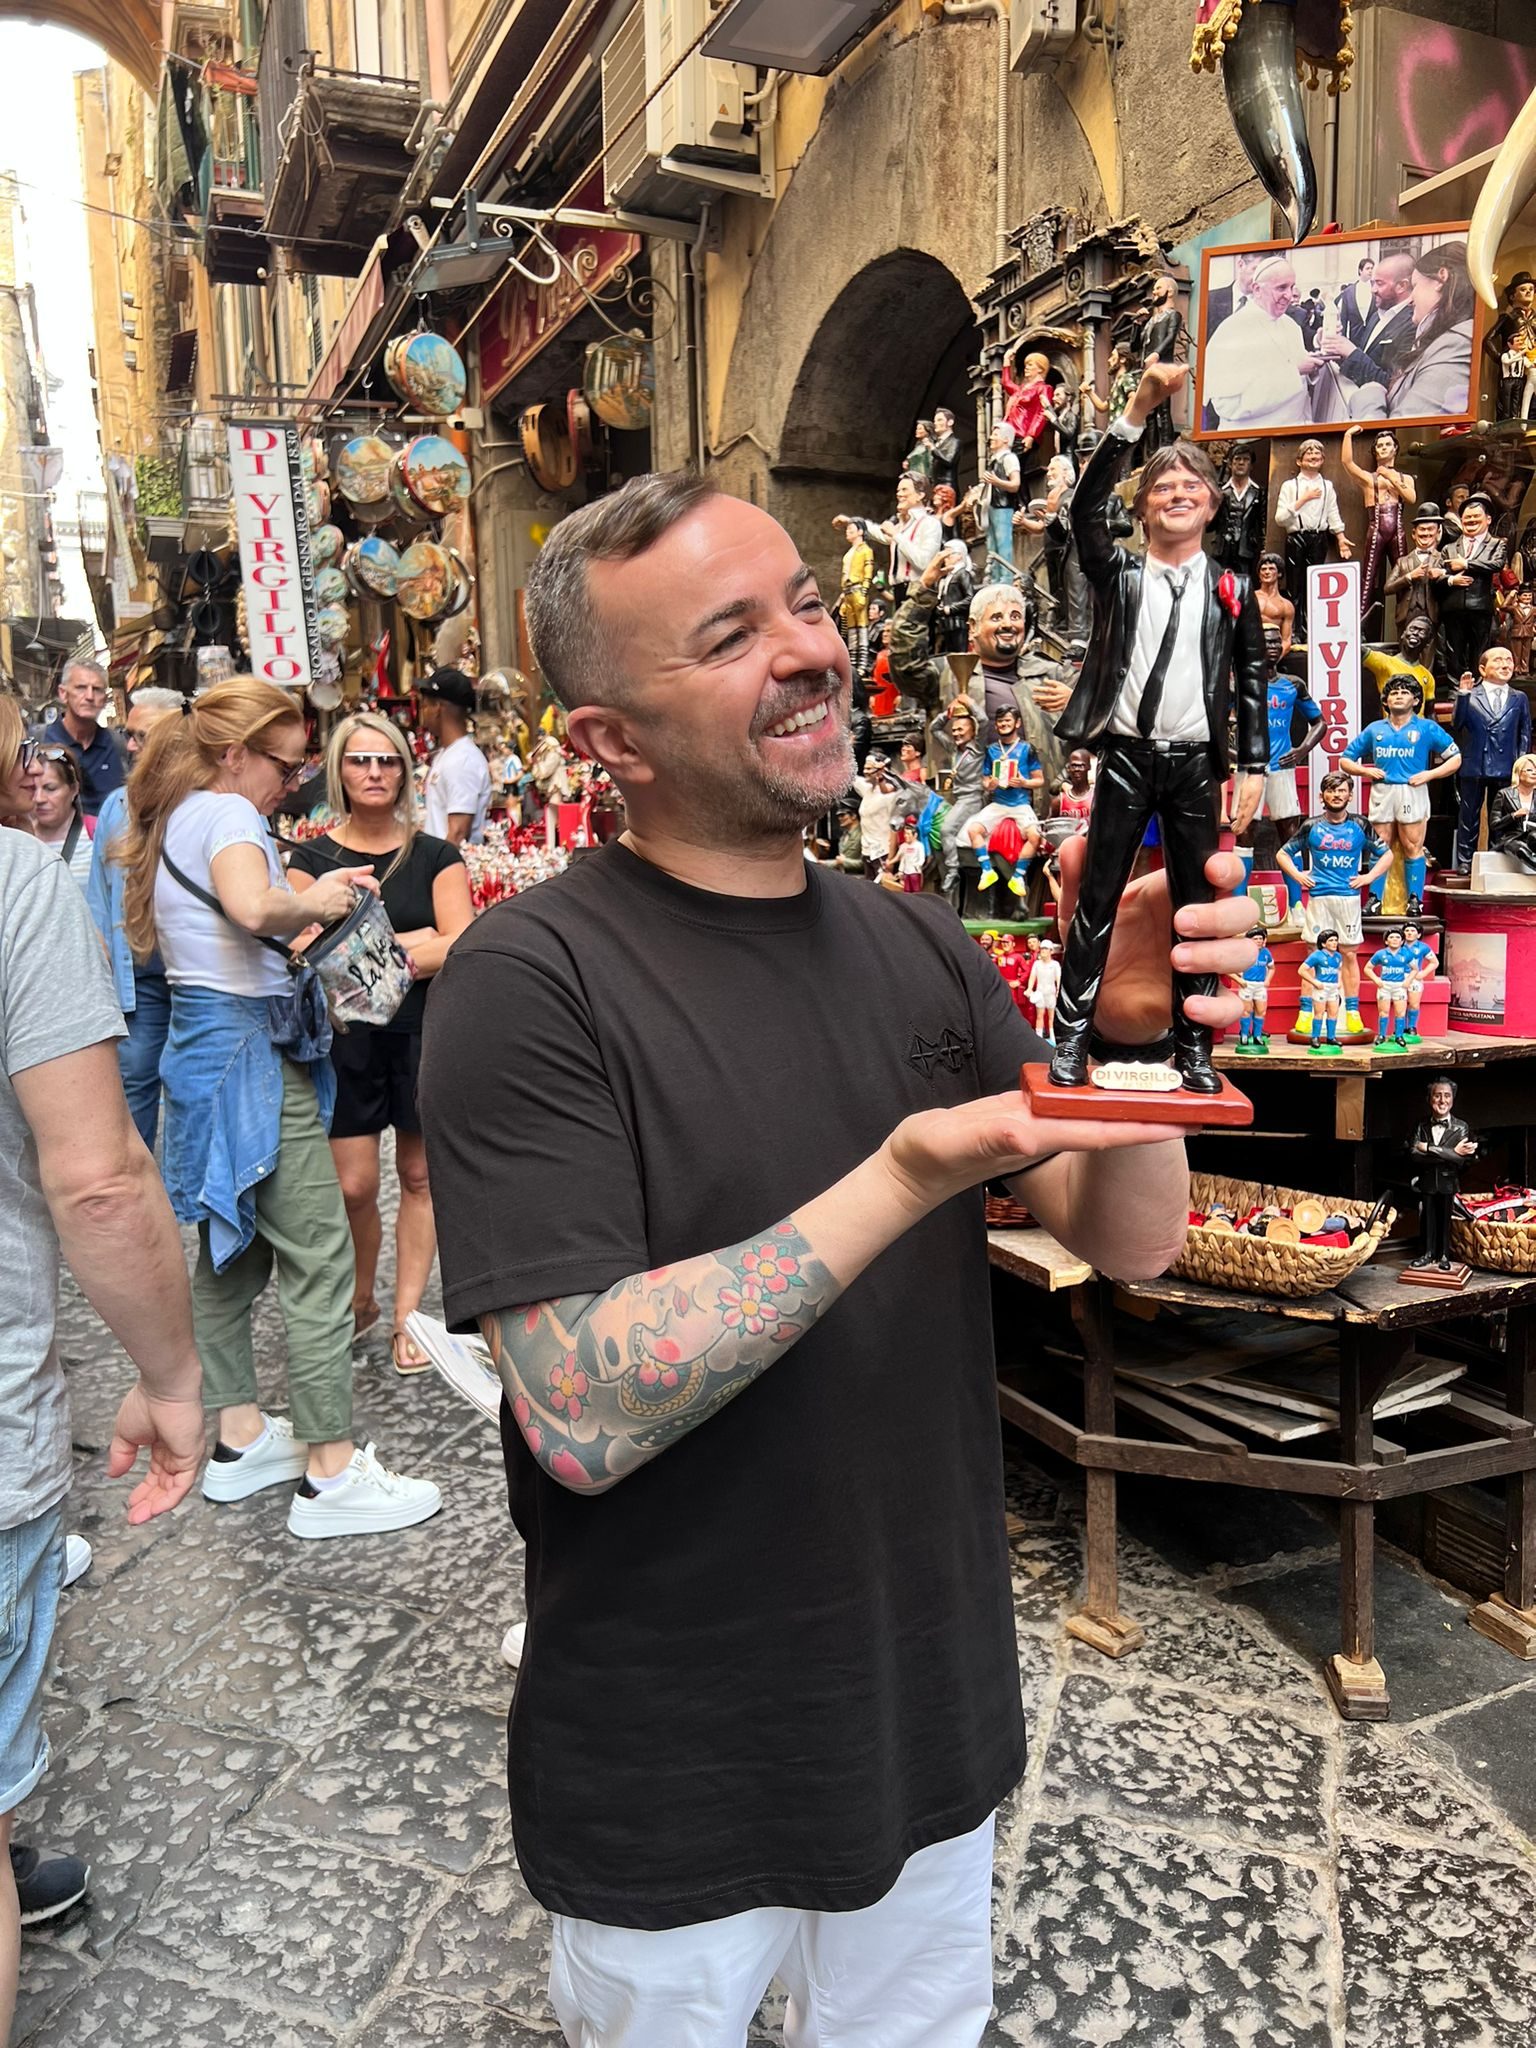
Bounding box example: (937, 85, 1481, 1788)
(1212, 444, 1265, 575)
(1408, 1075, 1478, 1271)
(1451, 643, 1532, 870)
(1049, 362, 1268, 1094)
(1440, 493, 1508, 683)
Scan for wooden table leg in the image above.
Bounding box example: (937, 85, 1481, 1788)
(1471, 1302, 1536, 1659)
(1065, 1281, 1144, 1659)
(1324, 1326, 1393, 1720)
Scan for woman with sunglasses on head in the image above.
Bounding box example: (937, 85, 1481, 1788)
(114, 679, 440, 1539)
(287, 713, 473, 1373)
(27, 748, 94, 887)
(0, 715, 40, 831)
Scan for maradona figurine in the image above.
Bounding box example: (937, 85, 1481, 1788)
(1399, 919, 1436, 1044)
(1363, 926, 1412, 1050)
(1342, 669, 1461, 914)
(1027, 360, 1265, 1119)
(1231, 926, 1275, 1051)
(1299, 928, 1346, 1055)
(1276, 770, 1392, 1044)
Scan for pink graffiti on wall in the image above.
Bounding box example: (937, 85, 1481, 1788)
(1397, 25, 1534, 170)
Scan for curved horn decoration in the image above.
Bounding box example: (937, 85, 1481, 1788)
(1469, 83, 1536, 311)
(1223, 0, 1318, 247)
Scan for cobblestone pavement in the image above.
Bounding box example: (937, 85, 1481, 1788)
(12, 1166, 1536, 2046)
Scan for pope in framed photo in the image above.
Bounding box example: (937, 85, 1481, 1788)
(1195, 224, 1483, 440)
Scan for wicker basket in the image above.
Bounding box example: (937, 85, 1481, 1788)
(1450, 1212, 1536, 1274)
(1171, 1174, 1394, 1300)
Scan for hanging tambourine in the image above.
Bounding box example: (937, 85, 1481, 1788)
(397, 434, 471, 517)
(305, 479, 330, 526)
(316, 604, 350, 651)
(520, 402, 577, 491)
(310, 524, 346, 570)
(388, 456, 432, 528)
(308, 672, 343, 710)
(395, 539, 471, 623)
(389, 330, 468, 419)
(334, 434, 397, 509)
(314, 565, 348, 607)
(583, 334, 654, 430)
(567, 389, 595, 464)
(344, 535, 402, 600)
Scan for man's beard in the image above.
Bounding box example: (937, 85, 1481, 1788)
(645, 669, 857, 842)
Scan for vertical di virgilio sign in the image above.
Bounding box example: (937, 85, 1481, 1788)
(1306, 558, 1362, 765)
(226, 421, 320, 690)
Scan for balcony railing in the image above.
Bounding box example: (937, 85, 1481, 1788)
(180, 421, 231, 513)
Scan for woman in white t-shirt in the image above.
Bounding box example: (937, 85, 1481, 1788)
(28, 747, 95, 887)
(114, 679, 440, 1540)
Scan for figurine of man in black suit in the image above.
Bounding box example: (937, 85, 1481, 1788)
(1409, 1074, 1478, 1271)
(1049, 362, 1268, 1094)
(1451, 642, 1532, 871)
(1440, 493, 1508, 683)
(930, 407, 960, 494)
(1212, 444, 1265, 575)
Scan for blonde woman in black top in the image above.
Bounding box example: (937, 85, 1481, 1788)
(289, 713, 474, 1372)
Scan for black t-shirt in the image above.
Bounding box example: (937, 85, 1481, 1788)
(419, 841, 1047, 1931)
(286, 831, 463, 1033)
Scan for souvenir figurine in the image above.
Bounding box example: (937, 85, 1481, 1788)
(1088, 342, 1139, 427)
(1440, 493, 1508, 682)
(1001, 349, 1055, 455)
(838, 520, 875, 678)
(1016, 456, 1088, 649)
(1025, 940, 1062, 1041)
(1275, 439, 1352, 643)
(1451, 643, 1531, 872)
(1053, 747, 1096, 825)
(1508, 585, 1536, 676)
(1364, 926, 1412, 1050)
(903, 419, 935, 486)
(1230, 925, 1275, 1052)
(1041, 379, 1083, 474)
(1298, 928, 1346, 1055)
(979, 423, 1022, 584)
(1140, 277, 1185, 451)
(966, 701, 1044, 894)
(1256, 629, 1325, 850)
(1340, 426, 1415, 626)
(1383, 504, 1449, 660)
(894, 820, 928, 894)
(1490, 750, 1536, 869)
(1488, 271, 1536, 423)
(1212, 444, 1266, 576)
(995, 932, 1027, 1009)
(930, 407, 960, 493)
(1399, 920, 1436, 1044)
(1038, 361, 1267, 1104)
(925, 698, 986, 898)
(1256, 551, 1295, 658)
(1342, 666, 1461, 914)
(1277, 770, 1391, 1044)
(1442, 484, 1472, 549)
(1406, 1074, 1479, 1277)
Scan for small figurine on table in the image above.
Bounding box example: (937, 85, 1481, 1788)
(1277, 770, 1392, 1044)
(1001, 349, 1055, 455)
(1364, 927, 1412, 1051)
(1399, 919, 1435, 1044)
(995, 932, 1027, 1008)
(1507, 585, 1536, 677)
(1299, 929, 1345, 1055)
(894, 820, 927, 894)
(1383, 505, 1449, 662)
(1341, 426, 1415, 626)
(1256, 552, 1295, 659)
(1488, 271, 1536, 424)
(1053, 747, 1095, 825)
(1407, 1074, 1479, 1275)
(1025, 939, 1062, 1041)
(1212, 444, 1266, 576)
(838, 520, 875, 677)
(1451, 643, 1531, 873)
(1230, 928, 1275, 1052)
(966, 701, 1044, 893)
(1490, 752, 1536, 871)
(1342, 670, 1461, 915)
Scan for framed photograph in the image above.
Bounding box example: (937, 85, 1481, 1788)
(1193, 223, 1485, 442)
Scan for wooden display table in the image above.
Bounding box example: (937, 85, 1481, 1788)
(988, 1229, 1536, 1720)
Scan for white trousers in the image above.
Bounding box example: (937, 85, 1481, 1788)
(549, 1813, 995, 2048)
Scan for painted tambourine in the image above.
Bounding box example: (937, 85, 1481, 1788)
(395, 539, 472, 623)
(584, 334, 654, 431)
(520, 403, 577, 492)
(305, 479, 331, 527)
(310, 524, 345, 569)
(344, 534, 402, 600)
(397, 435, 471, 517)
(334, 434, 397, 508)
(314, 565, 348, 607)
(388, 330, 468, 418)
(316, 604, 350, 651)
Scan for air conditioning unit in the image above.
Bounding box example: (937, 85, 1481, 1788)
(1012, 0, 1079, 74)
(603, 0, 774, 218)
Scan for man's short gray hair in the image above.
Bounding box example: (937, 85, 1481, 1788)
(526, 470, 721, 711)
(969, 584, 1023, 625)
(61, 658, 107, 689)
(129, 687, 185, 715)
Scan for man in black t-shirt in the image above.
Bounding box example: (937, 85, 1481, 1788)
(419, 473, 1255, 2046)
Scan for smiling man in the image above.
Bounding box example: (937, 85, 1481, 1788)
(419, 471, 1254, 2048)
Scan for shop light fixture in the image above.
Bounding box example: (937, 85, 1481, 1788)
(700, 0, 903, 75)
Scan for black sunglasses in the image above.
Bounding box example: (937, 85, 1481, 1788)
(258, 749, 309, 790)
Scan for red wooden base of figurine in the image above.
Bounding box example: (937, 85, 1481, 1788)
(1020, 1063, 1254, 1127)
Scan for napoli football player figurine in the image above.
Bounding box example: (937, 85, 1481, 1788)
(1277, 770, 1392, 1043)
(1299, 929, 1346, 1056)
(1364, 926, 1412, 1051)
(1342, 673, 1461, 914)
(1251, 628, 1324, 863)
(1041, 360, 1267, 1102)
(1399, 920, 1435, 1044)
(1230, 926, 1275, 1052)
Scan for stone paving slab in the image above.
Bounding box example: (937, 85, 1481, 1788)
(366, 1993, 560, 2043)
(1425, 1681, 1536, 1845)
(128, 1826, 443, 2028)
(23, 1962, 321, 2046)
(403, 1853, 554, 2018)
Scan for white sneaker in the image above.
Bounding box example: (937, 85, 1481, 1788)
(286, 1444, 442, 1540)
(63, 1534, 92, 1588)
(501, 1621, 526, 1670)
(201, 1414, 307, 1503)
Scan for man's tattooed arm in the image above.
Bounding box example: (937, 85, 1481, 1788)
(481, 1222, 841, 1493)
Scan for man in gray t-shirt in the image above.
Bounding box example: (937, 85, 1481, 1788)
(0, 834, 204, 2031)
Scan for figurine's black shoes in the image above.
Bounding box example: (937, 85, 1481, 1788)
(1178, 1059, 1223, 1094)
(1048, 1028, 1091, 1089)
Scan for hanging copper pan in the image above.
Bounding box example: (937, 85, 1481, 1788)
(521, 402, 577, 492)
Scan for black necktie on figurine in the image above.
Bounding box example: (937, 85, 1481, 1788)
(1137, 570, 1190, 738)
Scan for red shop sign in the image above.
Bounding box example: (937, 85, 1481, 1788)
(479, 177, 641, 402)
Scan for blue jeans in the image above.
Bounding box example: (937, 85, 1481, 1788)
(120, 969, 171, 1152)
(987, 505, 1017, 584)
(0, 1504, 64, 1814)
